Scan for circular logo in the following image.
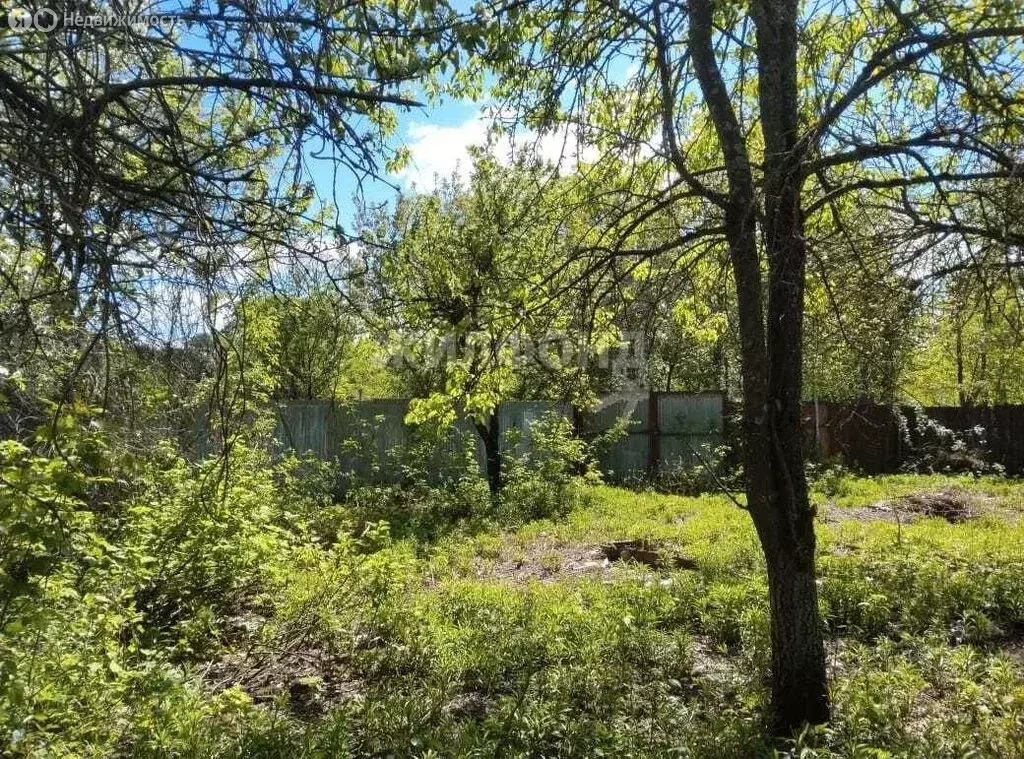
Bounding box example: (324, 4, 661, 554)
(7, 7, 33, 30)
(33, 7, 58, 31)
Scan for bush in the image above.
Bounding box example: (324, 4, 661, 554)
(0, 425, 367, 756)
(618, 442, 742, 497)
(806, 457, 853, 499)
(340, 429, 493, 542)
(900, 410, 1000, 476)
(498, 412, 600, 523)
(340, 411, 606, 534)
(659, 443, 742, 496)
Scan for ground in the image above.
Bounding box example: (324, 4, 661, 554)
(201, 474, 1024, 757)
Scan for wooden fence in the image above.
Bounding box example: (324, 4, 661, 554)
(800, 401, 1024, 475)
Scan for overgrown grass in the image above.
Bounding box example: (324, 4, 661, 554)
(2, 449, 1023, 757)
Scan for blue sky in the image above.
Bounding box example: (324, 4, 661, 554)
(311, 92, 607, 234)
(307, 93, 494, 230)
(306, 46, 639, 232)
(306, 70, 622, 233)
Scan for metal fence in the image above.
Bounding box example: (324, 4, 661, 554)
(199, 394, 1023, 480)
(269, 392, 725, 483)
(584, 392, 724, 480)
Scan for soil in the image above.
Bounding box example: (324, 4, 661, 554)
(823, 487, 999, 524)
(467, 538, 698, 584)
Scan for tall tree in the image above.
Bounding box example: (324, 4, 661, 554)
(474, 0, 1024, 732)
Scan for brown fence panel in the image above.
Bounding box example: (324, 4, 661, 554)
(801, 402, 904, 474)
(926, 405, 1024, 476)
(796, 402, 1024, 475)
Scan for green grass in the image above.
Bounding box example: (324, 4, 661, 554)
(250, 475, 1024, 757)
(6, 470, 1024, 757)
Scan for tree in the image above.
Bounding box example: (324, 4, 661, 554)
(627, 252, 737, 393)
(474, 0, 1024, 732)
(804, 245, 920, 404)
(909, 274, 1024, 406)
(0, 0, 468, 421)
(906, 174, 1024, 405)
(361, 153, 616, 494)
(230, 290, 395, 402)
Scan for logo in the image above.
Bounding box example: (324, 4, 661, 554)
(7, 6, 59, 31)
(7, 7, 32, 30)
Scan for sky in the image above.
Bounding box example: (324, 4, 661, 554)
(307, 94, 598, 231)
(301, 96, 485, 231)
(294, 17, 648, 236)
(305, 52, 629, 234)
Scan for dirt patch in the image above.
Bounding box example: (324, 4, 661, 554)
(824, 488, 998, 525)
(470, 538, 697, 584)
(444, 691, 492, 719)
(467, 542, 613, 584)
(201, 621, 362, 717)
(688, 635, 743, 689)
(978, 625, 1024, 668)
(601, 539, 698, 570)
(821, 502, 919, 525)
(897, 488, 980, 522)
(999, 640, 1024, 668)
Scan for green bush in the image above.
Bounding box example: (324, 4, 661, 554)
(622, 443, 742, 497)
(0, 426, 373, 756)
(498, 412, 600, 523)
(3, 412, 1023, 758)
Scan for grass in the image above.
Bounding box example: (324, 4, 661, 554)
(7, 469, 1024, 757)
(231, 474, 1024, 757)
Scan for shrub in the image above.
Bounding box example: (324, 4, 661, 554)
(620, 442, 742, 497)
(498, 412, 600, 523)
(899, 409, 1000, 476)
(0, 429, 357, 755)
(806, 457, 853, 499)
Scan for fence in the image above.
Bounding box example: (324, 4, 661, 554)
(801, 402, 907, 474)
(199, 394, 1022, 479)
(271, 392, 725, 483)
(801, 401, 1024, 475)
(584, 392, 724, 480)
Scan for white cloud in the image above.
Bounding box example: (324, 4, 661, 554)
(394, 110, 599, 191)
(394, 117, 491, 189)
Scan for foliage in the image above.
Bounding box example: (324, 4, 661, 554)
(499, 412, 602, 523)
(0, 428, 394, 756)
(908, 277, 1024, 406)
(0, 418, 111, 629)
(5, 426, 1023, 757)
(2, 0, 1024, 750)
(362, 154, 619, 425)
(0, 0, 470, 359)
(898, 410, 1001, 476)
(230, 287, 397, 403)
(805, 458, 853, 500)
(804, 257, 920, 404)
(653, 444, 743, 497)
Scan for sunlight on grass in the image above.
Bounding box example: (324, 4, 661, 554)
(399, 475, 1024, 756)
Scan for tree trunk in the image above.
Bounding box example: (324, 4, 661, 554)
(753, 0, 830, 732)
(956, 318, 967, 406)
(764, 537, 830, 728)
(476, 413, 502, 497)
(689, 0, 830, 734)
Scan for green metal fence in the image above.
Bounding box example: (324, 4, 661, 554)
(266, 392, 723, 483)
